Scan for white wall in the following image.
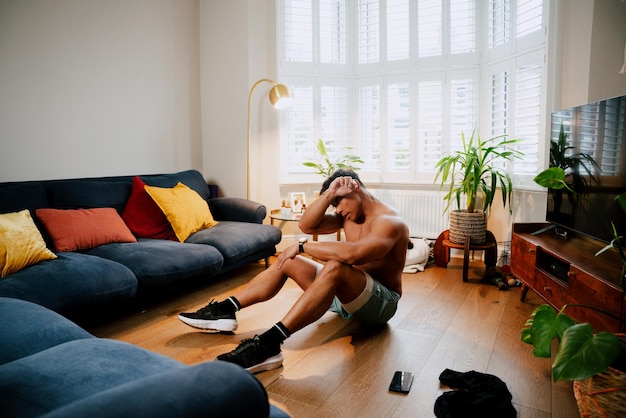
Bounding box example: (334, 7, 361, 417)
(200, 0, 248, 198)
(200, 0, 282, 202)
(588, 0, 626, 103)
(556, 0, 626, 109)
(0, 0, 202, 182)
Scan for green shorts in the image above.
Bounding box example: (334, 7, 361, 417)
(324, 266, 400, 325)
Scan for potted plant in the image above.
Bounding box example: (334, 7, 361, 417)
(303, 138, 364, 178)
(523, 167, 626, 416)
(434, 130, 523, 244)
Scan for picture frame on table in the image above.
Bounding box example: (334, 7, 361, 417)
(289, 192, 306, 213)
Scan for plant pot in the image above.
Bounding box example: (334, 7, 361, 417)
(574, 367, 626, 417)
(449, 210, 487, 245)
(573, 334, 626, 418)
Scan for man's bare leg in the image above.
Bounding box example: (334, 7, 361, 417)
(215, 259, 368, 373)
(178, 255, 321, 331)
(279, 260, 368, 333)
(233, 255, 321, 308)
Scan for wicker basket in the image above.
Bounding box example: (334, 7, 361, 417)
(574, 334, 626, 418)
(573, 366, 626, 417)
(449, 210, 486, 245)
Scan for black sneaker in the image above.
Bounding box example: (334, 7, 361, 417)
(217, 335, 284, 373)
(178, 300, 238, 331)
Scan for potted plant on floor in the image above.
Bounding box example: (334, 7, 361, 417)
(434, 130, 523, 244)
(303, 138, 364, 178)
(523, 167, 626, 417)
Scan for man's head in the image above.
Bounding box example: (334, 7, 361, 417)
(320, 169, 365, 214)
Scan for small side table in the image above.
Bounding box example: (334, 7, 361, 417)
(269, 210, 341, 241)
(433, 229, 497, 282)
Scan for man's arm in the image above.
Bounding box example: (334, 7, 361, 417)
(298, 185, 342, 235)
(301, 215, 405, 265)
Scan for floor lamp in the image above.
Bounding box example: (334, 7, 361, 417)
(247, 78, 293, 200)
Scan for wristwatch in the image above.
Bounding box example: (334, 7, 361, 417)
(298, 237, 308, 254)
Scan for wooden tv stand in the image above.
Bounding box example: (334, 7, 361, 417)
(511, 223, 625, 333)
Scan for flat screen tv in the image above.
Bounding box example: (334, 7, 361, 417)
(545, 94, 626, 244)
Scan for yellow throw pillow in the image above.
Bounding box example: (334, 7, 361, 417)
(144, 182, 218, 242)
(0, 209, 58, 278)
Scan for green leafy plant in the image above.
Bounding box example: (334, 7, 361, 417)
(434, 130, 523, 215)
(522, 168, 626, 382)
(303, 138, 364, 178)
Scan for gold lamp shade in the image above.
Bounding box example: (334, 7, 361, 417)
(269, 83, 293, 109)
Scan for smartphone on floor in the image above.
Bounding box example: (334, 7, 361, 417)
(389, 371, 414, 393)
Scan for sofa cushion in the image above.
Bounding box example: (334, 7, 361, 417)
(87, 239, 223, 289)
(0, 252, 138, 313)
(47, 179, 132, 213)
(0, 338, 184, 418)
(141, 169, 212, 201)
(186, 221, 282, 265)
(144, 183, 218, 242)
(122, 176, 178, 241)
(0, 297, 94, 366)
(36, 208, 137, 252)
(0, 210, 57, 278)
(0, 182, 49, 215)
(38, 361, 275, 418)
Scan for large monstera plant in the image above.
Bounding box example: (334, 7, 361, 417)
(521, 167, 626, 382)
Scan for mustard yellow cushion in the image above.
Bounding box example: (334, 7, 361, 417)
(0, 210, 57, 278)
(144, 182, 218, 242)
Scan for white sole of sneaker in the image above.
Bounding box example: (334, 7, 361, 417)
(246, 352, 284, 374)
(177, 315, 238, 332)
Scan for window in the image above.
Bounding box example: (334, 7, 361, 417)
(278, 0, 546, 186)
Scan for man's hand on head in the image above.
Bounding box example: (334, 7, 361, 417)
(329, 176, 360, 197)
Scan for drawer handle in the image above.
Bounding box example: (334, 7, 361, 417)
(528, 248, 535, 253)
(544, 286, 551, 291)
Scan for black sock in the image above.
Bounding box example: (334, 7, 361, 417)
(260, 322, 291, 347)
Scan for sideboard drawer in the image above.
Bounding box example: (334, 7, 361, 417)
(534, 269, 568, 309)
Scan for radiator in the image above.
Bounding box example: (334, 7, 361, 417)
(369, 189, 451, 239)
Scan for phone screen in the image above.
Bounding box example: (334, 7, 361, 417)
(389, 371, 414, 393)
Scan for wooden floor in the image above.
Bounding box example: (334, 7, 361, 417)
(90, 257, 580, 418)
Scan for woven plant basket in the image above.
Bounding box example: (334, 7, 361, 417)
(449, 210, 486, 245)
(573, 334, 626, 418)
(573, 367, 626, 417)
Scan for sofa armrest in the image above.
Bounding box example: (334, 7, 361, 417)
(208, 197, 267, 224)
(0, 297, 94, 365)
(40, 361, 279, 418)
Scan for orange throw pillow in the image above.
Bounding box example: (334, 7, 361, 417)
(36, 208, 137, 252)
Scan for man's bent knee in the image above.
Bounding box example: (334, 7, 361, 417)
(318, 260, 351, 280)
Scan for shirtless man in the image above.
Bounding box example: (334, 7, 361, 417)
(179, 169, 409, 373)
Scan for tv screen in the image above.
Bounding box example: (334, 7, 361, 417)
(546, 94, 626, 243)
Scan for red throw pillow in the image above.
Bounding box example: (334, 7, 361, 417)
(122, 176, 177, 241)
(36, 208, 137, 252)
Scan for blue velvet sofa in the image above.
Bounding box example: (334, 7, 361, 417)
(0, 297, 289, 417)
(0, 170, 282, 316)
